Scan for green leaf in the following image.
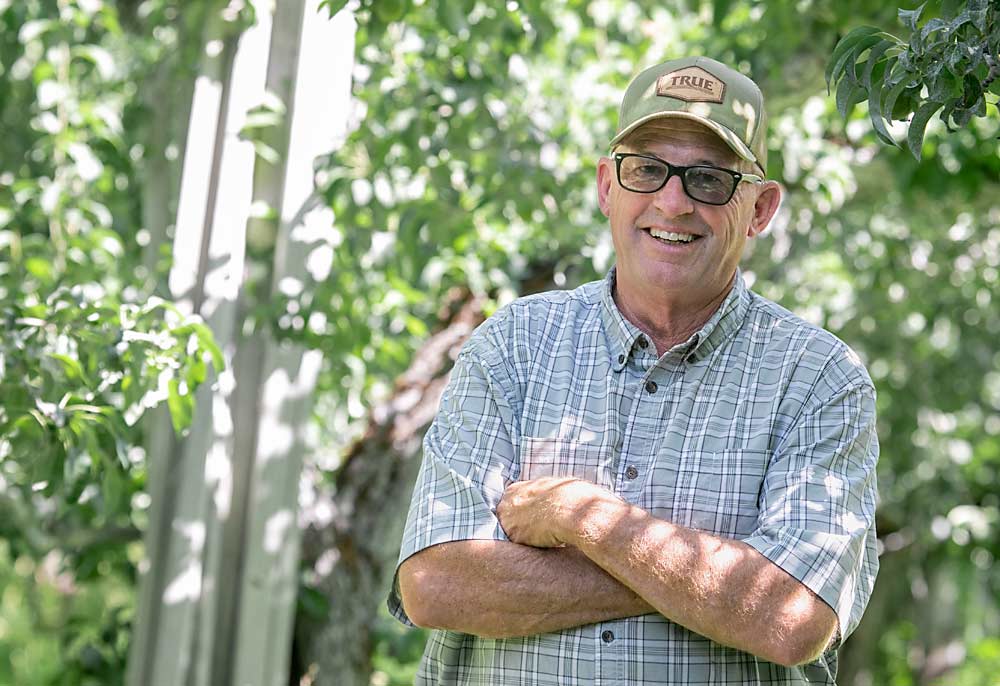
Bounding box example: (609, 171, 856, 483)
(894, 91, 924, 124)
(960, 72, 985, 109)
(928, 71, 960, 103)
(919, 18, 949, 44)
(883, 79, 914, 122)
(950, 105, 975, 128)
(862, 39, 895, 92)
(187, 355, 207, 386)
(967, 0, 989, 30)
(945, 10, 974, 32)
(898, 2, 927, 32)
(242, 109, 285, 130)
(166, 378, 192, 435)
(49, 353, 91, 385)
(836, 78, 865, 120)
(252, 140, 281, 165)
(197, 333, 224, 376)
(172, 321, 224, 374)
(845, 34, 891, 84)
(825, 26, 882, 90)
(907, 101, 944, 159)
(943, 43, 966, 75)
(318, 0, 349, 16)
(867, 58, 898, 146)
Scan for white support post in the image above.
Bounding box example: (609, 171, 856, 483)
(128, 7, 252, 684)
(128, 2, 353, 685)
(229, 3, 351, 685)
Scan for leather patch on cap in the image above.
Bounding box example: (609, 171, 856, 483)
(656, 66, 725, 104)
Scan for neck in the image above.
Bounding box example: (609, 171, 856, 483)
(613, 270, 736, 355)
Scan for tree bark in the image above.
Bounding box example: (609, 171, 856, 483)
(293, 289, 485, 686)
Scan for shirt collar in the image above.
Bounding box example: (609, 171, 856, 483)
(600, 267, 751, 370)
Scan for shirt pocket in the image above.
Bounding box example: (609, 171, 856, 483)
(517, 436, 616, 487)
(661, 449, 770, 539)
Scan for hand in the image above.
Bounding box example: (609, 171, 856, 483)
(497, 477, 617, 548)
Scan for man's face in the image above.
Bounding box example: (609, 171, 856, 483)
(597, 120, 778, 312)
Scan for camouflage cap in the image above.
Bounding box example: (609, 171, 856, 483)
(610, 56, 768, 175)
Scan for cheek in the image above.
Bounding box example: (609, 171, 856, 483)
(718, 204, 753, 238)
(607, 191, 638, 230)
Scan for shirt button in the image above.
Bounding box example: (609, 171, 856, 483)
(625, 465, 639, 480)
(601, 630, 615, 643)
(637, 336, 648, 349)
(617, 354, 625, 364)
(645, 380, 657, 394)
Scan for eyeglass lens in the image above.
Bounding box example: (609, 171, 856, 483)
(618, 155, 736, 204)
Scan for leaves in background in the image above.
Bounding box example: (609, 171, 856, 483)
(826, 1, 999, 156)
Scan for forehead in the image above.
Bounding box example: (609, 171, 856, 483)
(620, 119, 737, 164)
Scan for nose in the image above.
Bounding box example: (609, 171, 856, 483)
(652, 173, 694, 217)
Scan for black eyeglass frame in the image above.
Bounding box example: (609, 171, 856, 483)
(612, 152, 764, 206)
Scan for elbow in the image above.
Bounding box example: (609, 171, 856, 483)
(398, 558, 439, 629)
(768, 618, 838, 668)
(398, 554, 515, 639)
(768, 644, 820, 669)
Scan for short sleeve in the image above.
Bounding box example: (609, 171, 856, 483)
(387, 337, 520, 626)
(742, 381, 880, 644)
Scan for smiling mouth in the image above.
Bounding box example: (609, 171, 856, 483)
(648, 228, 701, 245)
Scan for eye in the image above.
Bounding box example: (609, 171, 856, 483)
(687, 167, 729, 189)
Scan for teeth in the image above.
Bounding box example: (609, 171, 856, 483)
(649, 229, 696, 243)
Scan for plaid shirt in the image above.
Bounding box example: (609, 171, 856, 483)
(389, 269, 879, 685)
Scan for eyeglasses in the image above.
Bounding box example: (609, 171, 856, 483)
(613, 152, 764, 206)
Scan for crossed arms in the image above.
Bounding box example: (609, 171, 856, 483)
(398, 476, 838, 668)
(396, 335, 878, 669)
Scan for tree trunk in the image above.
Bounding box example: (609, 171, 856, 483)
(294, 290, 486, 686)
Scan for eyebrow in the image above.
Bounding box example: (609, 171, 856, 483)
(633, 151, 739, 169)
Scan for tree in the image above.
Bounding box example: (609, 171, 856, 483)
(2, 1, 998, 685)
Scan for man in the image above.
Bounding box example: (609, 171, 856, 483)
(389, 56, 879, 685)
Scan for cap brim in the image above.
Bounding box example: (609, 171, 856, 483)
(609, 111, 757, 166)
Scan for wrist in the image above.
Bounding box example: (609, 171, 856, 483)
(559, 481, 626, 549)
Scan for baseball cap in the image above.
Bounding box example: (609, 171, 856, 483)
(610, 56, 768, 175)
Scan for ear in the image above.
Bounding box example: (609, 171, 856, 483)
(596, 156, 614, 218)
(747, 180, 782, 237)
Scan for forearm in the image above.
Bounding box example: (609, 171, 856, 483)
(567, 497, 836, 666)
(398, 539, 654, 638)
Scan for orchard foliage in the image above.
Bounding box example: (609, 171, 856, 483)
(0, 1, 221, 683)
(0, 0, 998, 685)
(826, 0, 1000, 158)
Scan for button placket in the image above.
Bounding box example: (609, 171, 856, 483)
(624, 366, 666, 497)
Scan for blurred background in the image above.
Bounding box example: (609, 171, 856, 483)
(1, 1, 998, 685)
